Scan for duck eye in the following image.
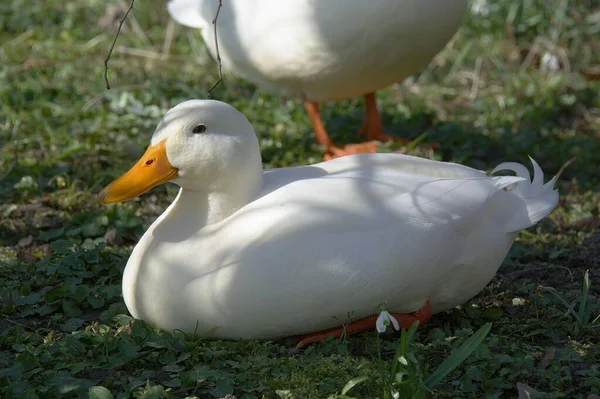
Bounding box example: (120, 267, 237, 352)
(192, 124, 206, 134)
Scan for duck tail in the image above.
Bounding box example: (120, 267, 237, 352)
(490, 157, 568, 233)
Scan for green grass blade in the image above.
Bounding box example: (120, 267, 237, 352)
(543, 286, 583, 325)
(341, 375, 369, 396)
(405, 132, 429, 151)
(389, 321, 418, 382)
(577, 269, 591, 327)
(424, 323, 492, 389)
(405, 320, 420, 344)
(390, 320, 420, 381)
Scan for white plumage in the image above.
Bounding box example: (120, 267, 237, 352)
(102, 100, 559, 340)
(166, 0, 470, 158)
(167, 0, 469, 101)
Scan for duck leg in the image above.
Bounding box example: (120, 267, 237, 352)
(295, 301, 432, 349)
(358, 92, 410, 145)
(305, 100, 381, 160)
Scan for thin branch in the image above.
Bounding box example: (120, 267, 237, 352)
(207, 0, 223, 97)
(104, 0, 136, 90)
(120, 2, 151, 48)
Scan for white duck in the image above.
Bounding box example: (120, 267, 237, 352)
(166, 0, 469, 159)
(99, 100, 559, 347)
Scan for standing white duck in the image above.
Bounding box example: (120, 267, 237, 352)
(99, 100, 559, 347)
(166, 0, 469, 159)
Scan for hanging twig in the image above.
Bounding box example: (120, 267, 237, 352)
(104, 0, 136, 90)
(207, 0, 223, 97)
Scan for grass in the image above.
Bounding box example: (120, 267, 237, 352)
(1, 0, 599, 397)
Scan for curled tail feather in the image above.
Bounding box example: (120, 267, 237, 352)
(491, 157, 561, 233)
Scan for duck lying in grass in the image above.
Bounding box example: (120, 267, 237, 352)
(166, 0, 469, 159)
(99, 99, 559, 347)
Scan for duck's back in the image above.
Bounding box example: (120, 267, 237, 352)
(168, 0, 469, 100)
(126, 153, 557, 340)
(148, 155, 554, 339)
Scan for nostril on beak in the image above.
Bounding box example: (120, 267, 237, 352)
(145, 159, 155, 166)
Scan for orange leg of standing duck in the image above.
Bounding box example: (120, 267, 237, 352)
(304, 100, 349, 161)
(360, 92, 441, 149)
(295, 301, 432, 349)
(358, 92, 411, 145)
(305, 99, 382, 160)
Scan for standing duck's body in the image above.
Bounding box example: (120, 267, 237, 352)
(100, 100, 559, 344)
(167, 0, 469, 159)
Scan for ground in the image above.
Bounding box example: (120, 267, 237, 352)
(1, 0, 599, 398)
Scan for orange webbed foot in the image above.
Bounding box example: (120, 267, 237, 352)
(323, 141, 380, 160)
(358, 122, 412, 145)
(295, 300, 433, 349)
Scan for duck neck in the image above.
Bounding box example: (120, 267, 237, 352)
(180, 178, 263, 226)
(151, 173, 263, 243)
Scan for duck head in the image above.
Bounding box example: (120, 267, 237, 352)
(98, 99, 261, 204)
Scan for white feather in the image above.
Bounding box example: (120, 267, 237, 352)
(491, 157, 559, 232)
(166, 0, 469, 101)
(119, 100, 560, 340)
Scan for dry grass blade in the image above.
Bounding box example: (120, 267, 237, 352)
(161, 18, 177, 59)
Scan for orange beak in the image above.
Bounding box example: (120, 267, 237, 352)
(98, 140, 178, 204)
